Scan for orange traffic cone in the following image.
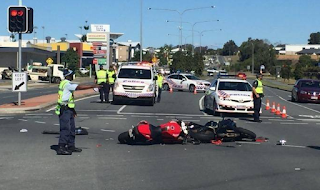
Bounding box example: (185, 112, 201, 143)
(169, 88, 173, 93)
(281, 106, 287, 118)
(194, 88, 197, 94)
(275, 104, 281, 115)
(271, 102, 276, 113)
(265, 99, 270, 110)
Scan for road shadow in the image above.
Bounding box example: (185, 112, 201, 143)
(307, 146, 320, 151)
(50, 145, 59, 151)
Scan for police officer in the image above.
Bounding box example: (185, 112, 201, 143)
(156, 71, 164, 103)
(55, 69, 100, 155)
(106, 65, 117, 103)
(252, 73, 264, 122)
(95, 65, 108, 103)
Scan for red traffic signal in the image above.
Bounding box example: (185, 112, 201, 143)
(8, 6, 28, 33)
(10, 10, 18, 17)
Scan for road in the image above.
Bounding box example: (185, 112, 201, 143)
(1, 85, 320, 190)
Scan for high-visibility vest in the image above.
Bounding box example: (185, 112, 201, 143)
(107, 70, 116, 84)
(255, 79, 263, 94)
(157, 75, 164, 88)
(97, 70, 107, 84)
(55, 80, 75, 115)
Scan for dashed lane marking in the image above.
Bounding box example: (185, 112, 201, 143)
(23, 116, 46, 119)
(268, 119, 294, 122)
(97, 117, 127, 120)
(280, 123, 308, 125)
(131, 115, 158, 118)
(101, 129, 116, 132)
(18, 119, 28, 122)
(0, 117, 14, 120)
(157, 119, 164, 121)
(119, 112, 217, 117)
(166, 116, 193, 119)
(97, 115, 124, 117)
(35, 121, 46, 124)
(78, 117, 90, 119)
(236, 141, 261, 145)
(282, 145, 307, 148)
(54, 124, 59, 126)
(184, 120, 200, 122)
(297, 119, 320, 122)
(117, 105, 126, 114)
(26, 113, 53, 116)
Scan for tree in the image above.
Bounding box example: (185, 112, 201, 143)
(308, 32, 320, 44)
(222, 40, 238, 56)
(280, 64, 292, 81)
(132, 51, 152, 62)
(62, 48, 80, 71)
(298, 55, 313, 67)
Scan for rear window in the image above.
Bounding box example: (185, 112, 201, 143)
(218, 82, 252, 91)
(118, 68, 151, 79)
(301, 81, 320, 88)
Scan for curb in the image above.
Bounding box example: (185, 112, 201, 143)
(263, 84, 292, 92)
(0, 91, 97, 114)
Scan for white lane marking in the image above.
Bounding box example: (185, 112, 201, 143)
(281, 145, 306, 148)
(97, 115, 124, 117)
(78, 117, 90, 119)
(119, 112, 215, 117)
(46, 94, 100, 112)
(236, 141, 261, 145)
(54, 124, 59, 126)
(268, 119, 294, 121)
(26, 113, 53, 116)
(280, 123, 308, 125)
(117, 105, 126, 114)
(81, 127, 90, 129)
(0, 117, 14, 120)
(76, 110, 118, 112)
(131, 115, 158, 118)
(260, 122, 272, 124)
(157, 119, 164, 121)
(266, 87, 320, 115)
(199, 95, 208, 116)
(23, 116, 46, 119)
(18, 119, 28, 122)
(101, 129, 116, 132)
(166, 116, 193, 119)
(297, 119, 320, 122)
(97, 117, 127, 120)
(184, 120, 200, 122)
(77, 114, 88, 116)
(35, 121, 46, 124)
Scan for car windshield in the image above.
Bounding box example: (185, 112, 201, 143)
(118, 68, 151, 79)
(218, 82, 252, 91)
(301, 81, 320, 88)
(185, 75, 200, 80)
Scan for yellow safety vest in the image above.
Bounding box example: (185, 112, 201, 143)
(97, 70, 107, 84)
(157, 75, 164, 88)
(107, 70, 116, 84)
(255, 80, 263, 94)
(55, 80, 75, 115)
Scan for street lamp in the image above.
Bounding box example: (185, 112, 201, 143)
(251, 42, 254, 74)
(42, 26, 45, 45)
(148, 6, 215, 50)
(140, 0, 143, 62)
(199, 29, 222, 53)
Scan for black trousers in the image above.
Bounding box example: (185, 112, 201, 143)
(58, 107, 75, 147)
(99, 83, 108, 101)
(106, 83, 114, 101)
(157, 87, 162, 102)
(253, 97, 262, 121)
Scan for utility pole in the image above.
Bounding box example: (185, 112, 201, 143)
(251, 42, 254, 74)
(140, 0, 143, 62)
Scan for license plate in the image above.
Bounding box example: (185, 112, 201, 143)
(236, 106, 246, 109)
(128, 93, 138, 98)
(311, 96, 318, 100)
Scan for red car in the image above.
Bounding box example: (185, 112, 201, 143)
(237, 72, 247, 80)
(291, 79, 320, 102)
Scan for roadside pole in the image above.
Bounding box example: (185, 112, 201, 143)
(18, 33, 22, 106)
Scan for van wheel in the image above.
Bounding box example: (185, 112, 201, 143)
(54, 77, 61, 84)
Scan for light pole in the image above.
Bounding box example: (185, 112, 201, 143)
(251, 42, 254, 74)
(33, 26, 38, 43)
(191, 20, 219, 55)
(199, 29, 222, 53)
(140, 0, 143, 62)
(42, 26, 45, 45)
(148, 6, 215, 50)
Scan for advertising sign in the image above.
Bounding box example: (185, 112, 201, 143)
(87, 33, 107, 42)
(91, 24, 110, 33)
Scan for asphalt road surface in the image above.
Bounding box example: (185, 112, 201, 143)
(1, 86, 320, 190)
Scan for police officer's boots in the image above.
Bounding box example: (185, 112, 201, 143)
(57, 145, 72, 155)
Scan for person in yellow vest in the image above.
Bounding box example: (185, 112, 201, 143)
(55, 69, 100, 155)
(252, 73, 264, 123)
(94, 65, 108, 103)
(106, 65, 117, 103)
(156, 71, 164, 103)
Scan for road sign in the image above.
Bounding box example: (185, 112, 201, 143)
(260, 65, 265, 70)
(93, 58, 107, 65)
(46, 57, 53, 65)
(152, 56, 158, 63)
(91, 24, 110, 33)
(12, 72, 27, 92)
(87, 33, 108, 42)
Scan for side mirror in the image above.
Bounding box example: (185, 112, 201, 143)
(154, 76, 158, 81)
(209, 87, 216, 91)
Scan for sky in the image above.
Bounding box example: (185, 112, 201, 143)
(1, 0, 320, 48)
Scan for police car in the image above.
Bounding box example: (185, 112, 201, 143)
(163, 73, 211, 92)
(112, 63, 157, 106)
(203, 75, 254, 115)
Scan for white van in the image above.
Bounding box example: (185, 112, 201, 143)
(113, 64, 157, 106)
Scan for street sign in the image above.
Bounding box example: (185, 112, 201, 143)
(87, 33, 108, 42)
(91, 24, 110, 33)
(46, 57, 53, 65)
(260, 65, 265, 70)
(93, 50, 107, 54)
(93, 58, 107, 65)
(12, 72, 27, 92)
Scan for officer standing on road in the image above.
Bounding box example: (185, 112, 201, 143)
(55, 69, 100, 155)
(252, 73, 264, 122)
(106, 65, 117, 103)
(156, 71, 164, 103)
(95, 65, 108, 103)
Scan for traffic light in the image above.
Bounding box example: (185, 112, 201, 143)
(8, 6, 28, 33)
(27, 7, 33, 33)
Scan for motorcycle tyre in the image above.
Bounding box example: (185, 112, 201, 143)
(189, 130, 216, 143)
(118, 132, 133, 144)
(236, 127, 256, 141)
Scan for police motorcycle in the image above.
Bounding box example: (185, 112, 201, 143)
(118, 118, 256, 145)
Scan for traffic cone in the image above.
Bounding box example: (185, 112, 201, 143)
(194, 88, 197, 94)
(281, 106, 287, 118)
(169, 88, 173, 93)
(275, 104, 281, 115)
(265, 99, 270, 110)
(271, 102, 276, 113)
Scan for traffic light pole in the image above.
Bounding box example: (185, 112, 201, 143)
(18, 33, 22, 106)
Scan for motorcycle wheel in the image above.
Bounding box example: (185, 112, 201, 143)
(118, 132, 133, 144)
(189, 130, 216, 143)
(236, 127, 256, 141)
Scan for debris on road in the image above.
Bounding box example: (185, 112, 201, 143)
(20, 129, 28, 133)
(277, 140, 287, 145)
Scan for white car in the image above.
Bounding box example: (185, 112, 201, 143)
(207, 68, 219, 76)
(163, 73, 211, 92)
(79, 68, 89, 74)
(204, 77, 254, 115)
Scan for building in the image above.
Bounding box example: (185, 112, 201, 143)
(279, 44, 320, 55)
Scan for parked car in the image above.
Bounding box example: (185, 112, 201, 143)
(291, 79, 320, 102)
(79, 68, 89, 74)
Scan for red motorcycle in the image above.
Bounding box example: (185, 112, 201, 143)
(118, 119, 256, 145)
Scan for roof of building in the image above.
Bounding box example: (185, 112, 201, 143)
(117, 42, 140, 47)
(296, 49, 320, 55)
(0, 47, 55, 56)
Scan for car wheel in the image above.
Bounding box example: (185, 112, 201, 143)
(291, 92, 295, 102)
(54, 77, 61, 84)
(189, 85, 195, 92)
(163, 83, 169, 91)
(212, 100, 219, 116)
